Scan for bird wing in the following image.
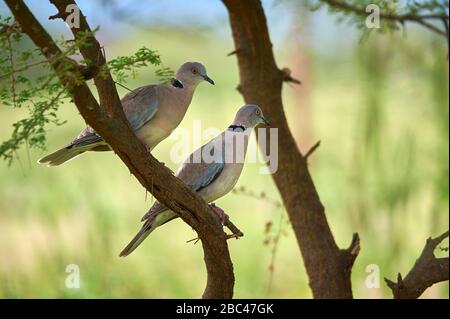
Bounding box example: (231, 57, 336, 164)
(141, 134, 226, 221)
(66, 85, 159, 149)
(122, 85, 159, 131)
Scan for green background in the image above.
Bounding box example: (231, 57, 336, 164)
(0, 0, 448, 298)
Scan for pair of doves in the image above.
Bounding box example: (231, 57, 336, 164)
(39, 62, 270, 256)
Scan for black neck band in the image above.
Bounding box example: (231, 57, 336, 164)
(228, 125, 246, 131)
(171, 79, 184, 88)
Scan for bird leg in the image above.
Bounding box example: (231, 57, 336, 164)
(209, 203, 229, 226)
(138, 138, 151, 152)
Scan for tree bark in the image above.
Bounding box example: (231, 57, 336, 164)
(222, 0, 359, 298)
(6, 0, 235, 299)
(385, 231, 449, 299)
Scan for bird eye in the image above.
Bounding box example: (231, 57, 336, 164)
(191, 68, 198, 74)
(255, 110, 261, 115)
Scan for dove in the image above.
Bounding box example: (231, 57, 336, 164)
(38, 62, 214, 166)
(119, 104, 270, 257)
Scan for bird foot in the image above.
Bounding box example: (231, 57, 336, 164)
(139, 140, 151, 152)
(209, 203, 229, 226)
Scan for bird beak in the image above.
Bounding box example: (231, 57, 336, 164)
(260, 116, 270, 126)
(202, 75, 215, 85)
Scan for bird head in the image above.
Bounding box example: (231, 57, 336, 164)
(176, 61, 214, 87)
(233, 104, 270, 128)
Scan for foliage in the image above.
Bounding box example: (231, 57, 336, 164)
(0, 16, 172, 164)
(309, 0, 449, 40)
(107, 46, 173, 84)
(0, 16, 67, 164)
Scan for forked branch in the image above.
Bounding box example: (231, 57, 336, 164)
(385, 231, 449, 299)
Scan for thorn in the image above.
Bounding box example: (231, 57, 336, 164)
(227, 49, 237, 56)
(384, 277, 396, 289)
(186, 237, 200, 245)
(304, 140, 321, 160)
(397, 273, 405, 288)
(281, 67, 301, 85)
(227, 48, 241, 56)
(49, 13, 64, 20)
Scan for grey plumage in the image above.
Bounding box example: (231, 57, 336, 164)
(120, 104, 269, 257)
(38, 62, 214, 166)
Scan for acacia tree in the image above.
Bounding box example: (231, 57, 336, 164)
(0, 0, 448, 298)
(1, 0, 241, 299)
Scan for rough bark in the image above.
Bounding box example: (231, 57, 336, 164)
(222, 0, 359, 298)
(385, 231, 449, 299)
(5, 0, 235, 299)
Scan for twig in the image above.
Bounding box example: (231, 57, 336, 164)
(304, 140, 321, 159)
(114, 80, 137, 95)
(187, 214, 244, 244)
(266, 209, 285, 296)
(0, 20, 21, 35)
(224, 218, 244, 239)
(281, 67, 301, 85)
(320, 0, 449, 38)
(227, 48, 241, 56)
(416, 19, 448, 37)
(6, 35, 16, 108)
(0, 60, 48, 81)
(232, 186, 282, 208)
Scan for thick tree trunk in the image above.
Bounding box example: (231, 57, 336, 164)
(222, 0, 359, 298)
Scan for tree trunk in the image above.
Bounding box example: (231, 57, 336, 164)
(222, 0, 359, 298)
(6, 0, 235, 299)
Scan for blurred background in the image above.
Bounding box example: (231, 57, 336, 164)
(0, 0, 448, 298)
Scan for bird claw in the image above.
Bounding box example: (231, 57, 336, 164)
(140, 140, 150, 152)
(209, 203, 229, 226)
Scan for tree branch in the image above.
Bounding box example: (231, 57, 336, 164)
(5, 0, 236, 299)
(320, 0, 448, 38)
(222, 0, 359, 298)
(385, 231, 449, 299)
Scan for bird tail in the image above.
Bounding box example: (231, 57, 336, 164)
(119, 210, 176, 257)
(38, 147, 84, 166)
